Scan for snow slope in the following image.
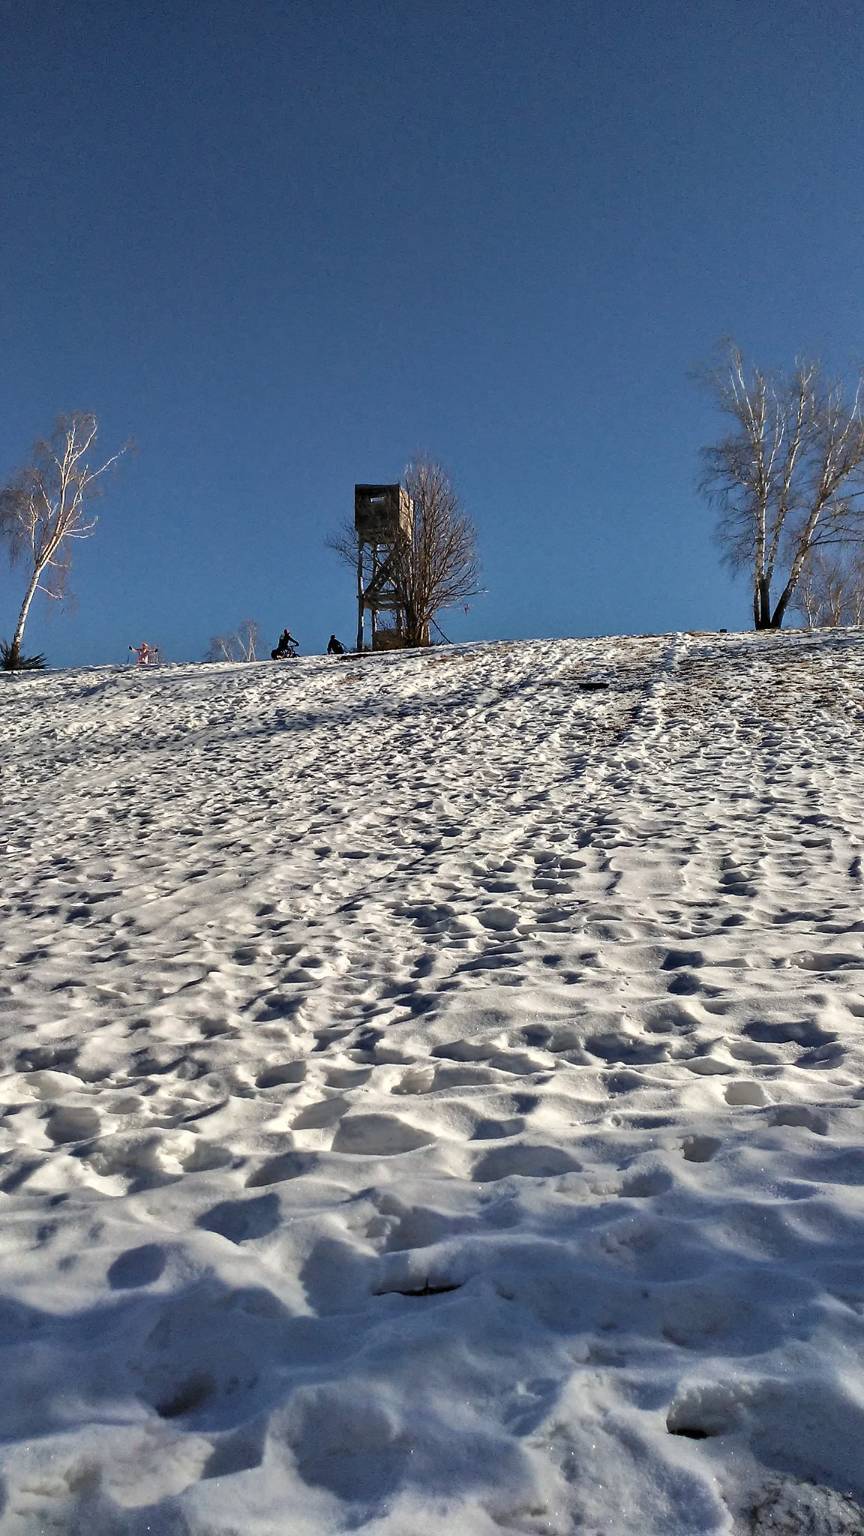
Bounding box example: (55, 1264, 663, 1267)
(1, 630, 863, 1535)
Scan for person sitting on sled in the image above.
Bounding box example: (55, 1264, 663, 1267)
(271, 628, 298, 660)
(327, 634, 346, 655)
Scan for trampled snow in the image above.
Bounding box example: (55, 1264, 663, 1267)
(1, 631, 863, 1534)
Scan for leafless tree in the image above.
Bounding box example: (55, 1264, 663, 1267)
(0, 413, 126, 667)
(328, 459, 480, 648)
(849, 563, 864, 627)
(793, 550, 864, 628)
(698, 344, 864, 629)
(205, 618, 260, 662)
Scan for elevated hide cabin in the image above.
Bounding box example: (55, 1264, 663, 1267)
(354, 483, 414, 650)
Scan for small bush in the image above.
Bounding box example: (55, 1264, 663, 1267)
(1, 640, 46, 671)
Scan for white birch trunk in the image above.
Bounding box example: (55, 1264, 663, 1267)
(11, 562, 42, 657)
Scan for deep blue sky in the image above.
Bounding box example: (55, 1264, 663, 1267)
(2, 0, 863, 665)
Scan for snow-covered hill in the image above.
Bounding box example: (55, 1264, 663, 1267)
(2, 631, 864, 1535)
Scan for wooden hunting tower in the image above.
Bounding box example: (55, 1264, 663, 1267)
(354, 483, 413, 651)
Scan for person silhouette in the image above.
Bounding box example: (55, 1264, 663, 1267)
(271, 629, 298, 660)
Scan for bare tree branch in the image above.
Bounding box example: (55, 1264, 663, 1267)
(792, 548, 864, 628)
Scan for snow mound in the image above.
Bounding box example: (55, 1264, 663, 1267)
(1, 630, 863, 1533)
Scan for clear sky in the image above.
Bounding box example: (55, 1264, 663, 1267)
(2, 0, 864, 666)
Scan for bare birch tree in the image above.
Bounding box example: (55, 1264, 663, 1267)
(328, 459, 480, 648)
(699, 345, 864, 629)
(395, 460, 481, 646)
(0, 414, 126, 668)
(793, 550, 864, 628)
(205, 618, 260, 662)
